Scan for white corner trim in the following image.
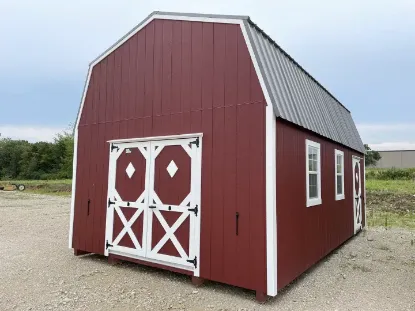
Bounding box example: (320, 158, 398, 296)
(108, 133, 203, 144)
(68, 128, 78, 248)
(68, 66, 93, 249)
(306, 139, 322, 208)
(335, 149, 345, 201)
(240, 22, 278, 297)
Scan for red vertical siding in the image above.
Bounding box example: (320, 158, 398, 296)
(73, 20, 267, 293)
(276, 119, 365, 290)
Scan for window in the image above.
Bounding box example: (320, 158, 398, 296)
(335, 149, 345, 200)
(306, 139, 321, 207)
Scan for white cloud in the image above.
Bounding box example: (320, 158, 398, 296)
(0, 126, 66, 142)
(357, 123, 415, 150)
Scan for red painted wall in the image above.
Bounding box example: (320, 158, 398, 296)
(72, 20, 267, 292)
(276, 119, 365, 290)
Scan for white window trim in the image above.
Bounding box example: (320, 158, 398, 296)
(306, 139, 322, 207)
(335, 149, 345, 201)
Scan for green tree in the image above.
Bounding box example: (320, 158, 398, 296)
(53, 131, 74, 178)
(0, 128, 74, 180)
(364, 144, 381, 166)
(0, 139, 31, 179)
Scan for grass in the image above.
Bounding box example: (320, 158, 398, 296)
(0, 179, 72, 196)
(367, 211, 415, 230)
(366, 179, 415, 194)
(366, 178, 415, 230)
(1, 178, 414, 229)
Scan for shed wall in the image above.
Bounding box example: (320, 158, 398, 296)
(72, 20, 267, 292)
(275, 119, 365, 290)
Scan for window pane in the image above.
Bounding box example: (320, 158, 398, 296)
(309, 159, 317, 172)
(309, 174, 318, 198)
(336, 155, 342, 173)
(337, 175, 343, 194)
(308, 147, 318, 172)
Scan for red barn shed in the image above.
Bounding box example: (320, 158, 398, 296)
(69, 11, 366, 301)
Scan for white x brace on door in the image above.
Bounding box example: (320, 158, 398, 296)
(104, 135, 202, 276)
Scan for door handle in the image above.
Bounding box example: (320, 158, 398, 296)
(236, 212, 239, 236)
(149, 205, 157, 209)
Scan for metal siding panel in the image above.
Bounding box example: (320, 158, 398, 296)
(288, 58, 319, 132)
(212, 23, 226, 108)
(268, 44, 297, 122)
(191, 22, 203, 111)
(297, 64, 323, 133)
(337, 105, 355, 149)
(300, 68, 327, 136)
(245, 23, 283, 116)
(261, 36, 293, 120)
(313, 83, 340, 142)
(276, 119, 360, 290)
(246, 28, 275, 104)
(277, 54, 304, 126)
(162, 20, 173, 116)
(287, 58, 313, 131)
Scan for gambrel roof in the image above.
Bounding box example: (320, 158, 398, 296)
(82, 11, 365, 153)
(244, 19, 365, 153)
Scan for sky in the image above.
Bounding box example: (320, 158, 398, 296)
(0, 0, 414, 150)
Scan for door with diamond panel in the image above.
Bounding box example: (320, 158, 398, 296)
(104, 141, 150, 258)
(104, 135, 202, 275)
(146, 137, 201, 275)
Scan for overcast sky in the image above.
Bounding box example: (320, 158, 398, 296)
(0, 0, 414, 150)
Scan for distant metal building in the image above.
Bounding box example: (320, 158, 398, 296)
(374, 150, 415, 168)
(69, 11, 366, 302)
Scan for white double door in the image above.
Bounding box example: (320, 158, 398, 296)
(104, 136, 202, 275)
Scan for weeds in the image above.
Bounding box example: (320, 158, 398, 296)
(366, 168, 415, 180)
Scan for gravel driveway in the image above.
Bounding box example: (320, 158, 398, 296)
(0, 191, 414, 311)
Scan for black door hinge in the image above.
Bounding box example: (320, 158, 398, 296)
(108, 197, 116, 208)
(111, 144, 119, 152)
(87, 199, 91, 216)
(186, 256, 197, 269)
(188, 205, 198, 217)
(189, 137, 199, 148)
(106, 240, 113, 249)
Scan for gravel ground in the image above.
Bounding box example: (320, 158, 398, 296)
(0, 191, 414, 311)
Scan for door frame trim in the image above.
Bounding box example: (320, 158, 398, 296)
(352, 156, 362, 234)
(104, 133, 202, 276)
(107, 133, 203, 144)
(109, 249, 194, 272)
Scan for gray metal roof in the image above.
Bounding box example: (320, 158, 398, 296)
(244, 19, 365, 153)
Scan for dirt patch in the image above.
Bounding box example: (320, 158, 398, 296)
(0, 191, 414, 311)
(367, 190, 415, 214)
